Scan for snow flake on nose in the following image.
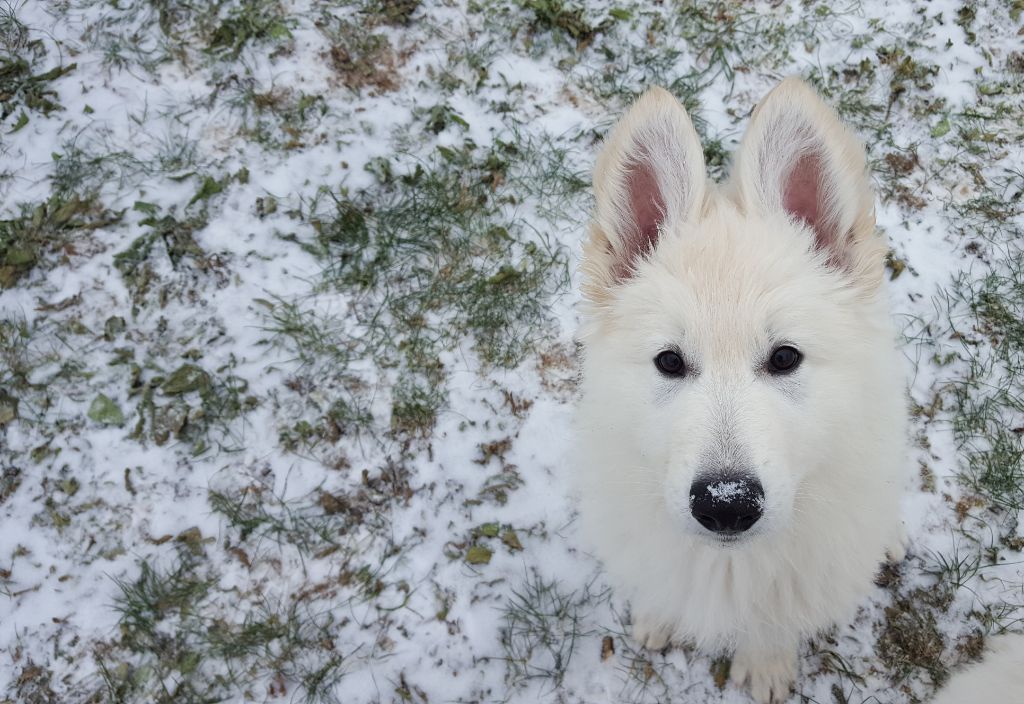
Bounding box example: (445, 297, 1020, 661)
(706, 481, 747, 502)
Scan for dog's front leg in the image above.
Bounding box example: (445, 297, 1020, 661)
(730, 634, 798, 703)
(631, 610, 674, 651)
(885, 521, 909, 563)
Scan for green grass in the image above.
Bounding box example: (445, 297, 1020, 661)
(0, 8, 74, 131)
(0, 315, 91, 429)
(946, 247, 1024, 512)
(149, 0, 295, 60)
(126, 358, 258, 455)
(565, 0, 864, 117)
(206, 0, 293, 58)
(936, 92, 1024, 515)
(96, 552, 349, 704)
(99, 556, 216, 703)
(314, 141, 571, 368)
(114, 211, 209, 305)
(262, 135, 577, 444)
(501, 572, 592, 691)
(4, 0, 1024, 701)
(208, 484, 361, 556)
(316, 14, 401, 94)
(897, 36, 1024, 675)
(92, 478, 404, 702)
(0, 317, 37, 411)
(603, 608, 674, 704)
(48, 128, 204, 197)
(360, 0, 421, 26)
(521, 0, 611, 50)
(0, 194, 119, 289)
(69, 0, 294, 83)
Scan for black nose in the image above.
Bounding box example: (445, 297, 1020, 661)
(689, 475, 764, 534)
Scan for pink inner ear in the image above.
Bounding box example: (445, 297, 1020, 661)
(783, 151, 840, 257)
(783, 153, 823, 234)
(614, 159, 666, 279)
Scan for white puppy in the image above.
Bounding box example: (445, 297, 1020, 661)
(574, 78, 908, 702)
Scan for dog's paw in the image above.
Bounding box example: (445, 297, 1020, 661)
(886, 523, 908, 563)
(631, 614, 673, 651)
(730, 647, 796, 703)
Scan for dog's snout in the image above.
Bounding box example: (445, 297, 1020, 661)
(689, 475, 764, 534)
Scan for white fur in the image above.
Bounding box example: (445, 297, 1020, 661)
(930, 635, 1024, 704)
(574, 79, 908, 703)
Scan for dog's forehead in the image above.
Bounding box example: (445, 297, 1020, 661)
(622, 209, 842, 350)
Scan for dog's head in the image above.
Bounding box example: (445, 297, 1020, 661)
(578, 78, 893, 547)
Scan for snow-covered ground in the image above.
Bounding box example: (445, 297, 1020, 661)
(1, 1, 1022, 702)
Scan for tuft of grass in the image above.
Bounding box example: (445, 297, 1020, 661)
(877, 45, 940, 111)
(500, 572, 592, 691)
(208, 478, 405, 565)
(112, 207, 238, 317)
(876, 588, 950, 685)
(124, 354, 257, 455)
(872, 550, 959, 688)
(0, 194, 120, 289)
(522, 0, 609, 50)
(361, 0, 421, 26)
(205, 602, 348, 703)
(0, 20, 75, 127)
(46, 128, 204, 197)
(0, 315, 95, 433)
(0, 4, 29, 52)
(208, 485, 358, 556)
(809, 645, 868, 702)
(318, 15, 401, 94)
(10, 660, 58, 702)
(111, 558, 213, 652)
(0, 317, 36, 401)
(99, 556, 215, 703)
(153, 0, 293, 59)
(259, 298, 377, 454)
(605, 615, 673, 704)
(924, 542, 985, 591)
(277, 397, 374, 454)
(223, 80, 328, 149)
(615, 651, 671, 704)
(77, 0, 293, 73)
(206, 0, 293, 58)
(390, 379, 446, 439)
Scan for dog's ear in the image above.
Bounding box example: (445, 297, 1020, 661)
(584, 88, 707, 298)
(730, 77, 882, 287)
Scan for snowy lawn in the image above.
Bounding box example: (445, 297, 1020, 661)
(1, 0, 1023, 702)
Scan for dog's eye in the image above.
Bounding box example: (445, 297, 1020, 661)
(654, 350, 686, 376)
(767, 345, 802, 374)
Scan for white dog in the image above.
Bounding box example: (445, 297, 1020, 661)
(574, 78, 908, 702)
